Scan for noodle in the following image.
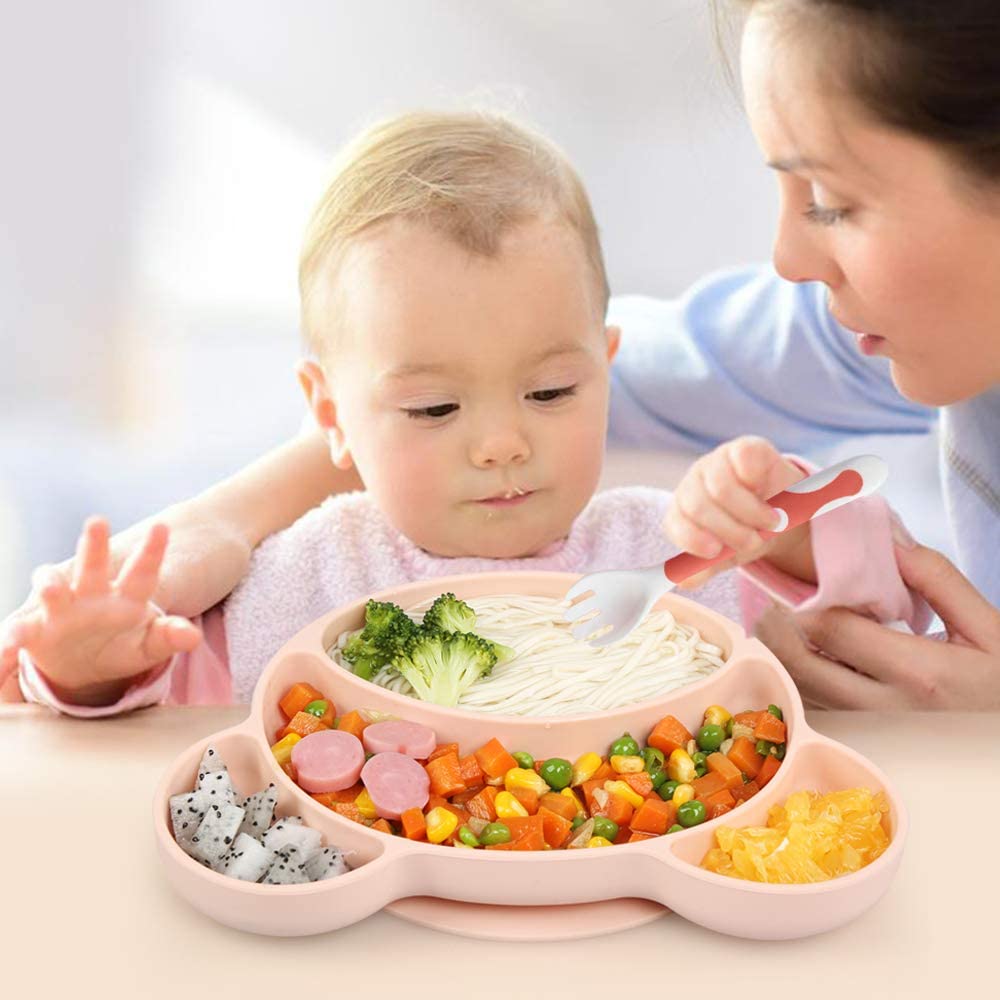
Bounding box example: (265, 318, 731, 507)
(327, 594, 726, 717)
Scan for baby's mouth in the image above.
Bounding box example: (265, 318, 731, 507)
(475, 485, 535, 506)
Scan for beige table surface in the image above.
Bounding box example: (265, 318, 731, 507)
(2, 704, 996, 999)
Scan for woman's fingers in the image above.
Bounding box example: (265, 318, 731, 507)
(115, 523, 170, 604)
(894, 542, 1000, 649)
(142, 615, 202, 665)
(72, 517, 112, 596)
(753, 604, 898, 709)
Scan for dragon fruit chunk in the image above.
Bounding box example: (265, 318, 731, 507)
(190, 801, 245, 867)
(303, 847, 351, 881)
(262, 845, 310, 884)
(237, 784, 278, 840)
(170, 790, 211, 855)
(261, 819, 322, 861)
(218, 833, 275, 882)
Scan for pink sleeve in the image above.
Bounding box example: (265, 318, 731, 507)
(17, 606, 233, 717)
(738, 456, 932, 636)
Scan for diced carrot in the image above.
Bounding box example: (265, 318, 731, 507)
(278, 682, 324, 721)
(310, 781, 364, 806)
(466, 786, 499, 822)
(594, 792, 634, 828)
(400, 808, 427, 840)
(539, 792, 578, 821)
(754, 713, 787, 744)
(370, 818, 393, 835)
(581, 778, 604, 814)
(538, 807, 573, 849)
(280, 760, 297, 782)
(647, 715, 694, 756)
(703, 788, 736, 811)
(503, 815, 545, 851)
(511, 787, 540, 815)
(628, 830, 658, 843)
(727, 737, 764, 779)
(630, 797, 677, 835)
(692, 771, 728, 802)
(620, 771, 654, 798)
(278, 710, 329, 741)
(451, 787, 482, 806)
(458, 753, 484, 788)
(756, 755, 782, 788)
(428, 742, 460, 762)
(707, 801, 734, 821)
(425, 752, 467, 799)
(331, 802, 366, 824)
(592, 761, 616, 783)
(335, 710, 368, 741)
(734, 710, 763, 729)
(533, 760, 545, 775)
(427, 795, 451, 811)
(731, 780, 760, 804)
(613, 825, 631, 845)
(474, 737, 518, 780)
(705, 751, 744, 790)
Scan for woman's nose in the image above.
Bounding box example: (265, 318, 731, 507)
(772, 199, 844, 289)
(469, 425, 531, 469)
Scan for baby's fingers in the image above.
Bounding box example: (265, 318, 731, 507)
(663, 502, 725, 559)
(703, 450, 785, 532)
(677, 468, 766, 554)
(72, 516, 112, 597)
(142, 615, 202, 666)
(36, 567, 73, 618)
(115, 524, 169, 604)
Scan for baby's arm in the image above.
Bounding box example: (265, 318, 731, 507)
(2, 518, 202, 706)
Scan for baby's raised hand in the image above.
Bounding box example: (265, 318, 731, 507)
(0, 517, 201, 704)
(664, 436, 815, 586)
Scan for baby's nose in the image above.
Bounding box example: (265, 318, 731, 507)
(470, 429, 531, 468)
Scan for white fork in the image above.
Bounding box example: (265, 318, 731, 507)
(563, 455, 888, 647)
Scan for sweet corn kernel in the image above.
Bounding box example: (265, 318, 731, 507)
(560, 787, 585, 813)
(495, 790, 529, 819)
(672, 783, 695, 806)
(610, 754, 645, 774)
(603, 779, 644, 810)
(586, 836, 613, 848)
(269, 733, 301, 766)
(704, 705, 732, 728)
(667, 748, 697, 784)
(354, 788, 377, 820)
(425, 807, 459, 844)
(504, 767, 551, 797)
(571, 752, 602, 786)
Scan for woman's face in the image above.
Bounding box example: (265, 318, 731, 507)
(741, 9, 1000, 406)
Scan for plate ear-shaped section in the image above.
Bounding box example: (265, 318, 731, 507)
(154, 724, 411, 936)
(635, 731, 907, 940)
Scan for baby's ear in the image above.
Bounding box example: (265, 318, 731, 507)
(295, 360, 354, 470)
(605, 325, 621, 363)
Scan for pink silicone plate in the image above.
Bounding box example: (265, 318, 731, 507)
(153, 572, 907, 941)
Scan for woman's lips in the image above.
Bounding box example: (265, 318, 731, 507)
(855, 333, 887, 356)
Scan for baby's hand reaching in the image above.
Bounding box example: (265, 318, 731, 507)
(0, 517, 202, 705)
(664, 436, 817, 587)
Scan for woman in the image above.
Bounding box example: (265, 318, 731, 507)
(3, 0, 998, 706)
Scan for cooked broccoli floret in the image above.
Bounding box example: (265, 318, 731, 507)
(390, 627, 498, 706)
(342, 600, 418, 680)
(421, 592, 477, 634)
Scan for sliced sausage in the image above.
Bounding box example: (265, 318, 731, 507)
(291, 730, 365, 793)
(361, 752, 431, 821)
(362, 720, 436, 759)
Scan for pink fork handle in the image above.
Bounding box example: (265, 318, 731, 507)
(662, 468, 865, 586)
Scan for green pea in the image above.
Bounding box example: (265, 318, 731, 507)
(641, 747, 665, 772)
(540, 757, 573, 790)
(303, 699, 328, 718)
(592, 817, 619, 841)
(725, 718, 734, 738)
(767, 704, 784, 721)
(458, 826, 480, 848)
(609, 732, 640, 758)
(756, 739, 773, 757)
(480, 822, 512, 846)
(696, 724, 725, 753)
(667, 824, 684, 834)
(677, 800, 707, 828)
(648, 767, 668, 790)
(658, 780, 680, 802)
(512, 751, 534, 770)
(570, 815, 586, 830)
(772, 743, 786, 761)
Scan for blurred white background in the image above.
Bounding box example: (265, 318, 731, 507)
(0, 0, 941, 615)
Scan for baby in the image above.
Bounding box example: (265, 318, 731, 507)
(4, 111, 926, 713)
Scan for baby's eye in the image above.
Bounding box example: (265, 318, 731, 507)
(528, 385, 577, 403)
(403, 403, 459, 420)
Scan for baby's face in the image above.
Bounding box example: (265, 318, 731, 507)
(305, 218, 618, 558)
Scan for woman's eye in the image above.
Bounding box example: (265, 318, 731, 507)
(404, 403, 459, 420)
(803, 201, 850, 226)
(528, 385, 577, 403)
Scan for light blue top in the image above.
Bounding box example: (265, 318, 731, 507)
(606, 265, 999, 607)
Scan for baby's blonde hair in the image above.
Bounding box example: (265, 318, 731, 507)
(299, 110, 610, 355)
